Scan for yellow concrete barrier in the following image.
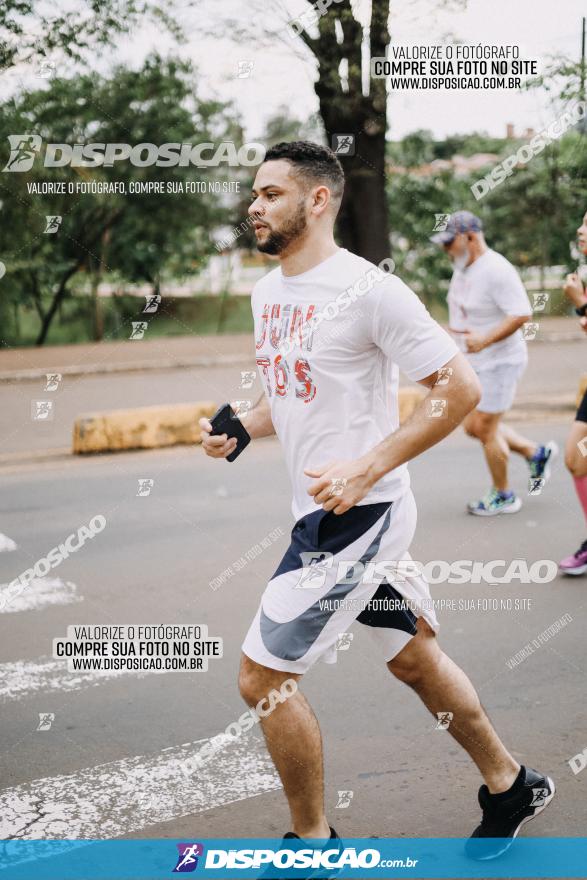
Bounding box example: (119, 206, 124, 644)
(73, 402, 217, 454)
(73, 388, 425, 455)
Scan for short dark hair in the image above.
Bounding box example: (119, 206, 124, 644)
(263, 141, 345, 207)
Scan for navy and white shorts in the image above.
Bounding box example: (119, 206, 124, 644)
(242, 490, 439, 674)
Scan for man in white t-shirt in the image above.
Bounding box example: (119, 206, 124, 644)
(432, 211, 557, 515)
(199, 145, 555, 860)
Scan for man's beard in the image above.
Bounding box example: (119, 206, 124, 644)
(256, 200, 307, 255)
(452, 249, 469, 271)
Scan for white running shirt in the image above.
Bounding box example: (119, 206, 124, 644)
(447, 248, 532, 369)
(251, 248, 459, 521)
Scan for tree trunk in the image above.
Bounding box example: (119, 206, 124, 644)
(30, 272, 45, 324)
(302, 0, 391, 263)
(34, 215, 121, 345)
(90, 238, 107, 342)
(93, 227, 111, 340)
(35, 264, 79, 346)
(334, 131, 389, 264)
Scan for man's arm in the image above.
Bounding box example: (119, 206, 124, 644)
(242, 393, 275, 440)
(466, 263, 533, 352)
(365, 352, 480, 483)
(563, 272, 586, 309)
(305, 353, 481, 513)
(199, 393, 275, 460)
(464, 315, 530, 353)
(562, 273, 587, 335)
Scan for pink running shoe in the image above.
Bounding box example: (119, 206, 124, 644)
(559, 540, 587, 575)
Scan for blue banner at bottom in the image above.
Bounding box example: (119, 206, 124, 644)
(1, 837, 586, 879)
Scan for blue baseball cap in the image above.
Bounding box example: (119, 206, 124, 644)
(431, 210, 483, 245)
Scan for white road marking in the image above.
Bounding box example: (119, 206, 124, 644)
(0, 735, 281, 839)
(0, 532, 17, 552)
(0, 578, 81, 613)
(0, 655, 151, 703)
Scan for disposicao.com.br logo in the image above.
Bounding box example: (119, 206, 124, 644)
(202, 846, 393, 871)
(173, 842, 204, 872)
(2, 135, 265, 171)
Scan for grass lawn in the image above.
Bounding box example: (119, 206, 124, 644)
(3, 294, 255, 346)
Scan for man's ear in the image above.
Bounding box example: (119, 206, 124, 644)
(312, 185, 330, 211)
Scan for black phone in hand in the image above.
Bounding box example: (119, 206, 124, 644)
(209, 403, 251, 462)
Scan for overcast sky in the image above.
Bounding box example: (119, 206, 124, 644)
(5, 0, 586, 141)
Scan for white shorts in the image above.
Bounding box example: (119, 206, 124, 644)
(242, 490, 438, 674)
(475, 360, 526, 414)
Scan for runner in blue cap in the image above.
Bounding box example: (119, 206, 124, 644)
(432, 211, 557, 515)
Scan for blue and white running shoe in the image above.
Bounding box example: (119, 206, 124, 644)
(467, 488, 522, 516)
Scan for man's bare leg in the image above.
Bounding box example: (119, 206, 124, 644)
(387, 618, 519, 793)
(239, 621, 520, 837)
(238, 653, 330, 838)
(464, 410, 510, 493)
(500, 422, 537, 459)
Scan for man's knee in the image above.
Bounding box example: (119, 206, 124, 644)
(463, 415, 478, 439)
(464, 415, 493, 442)
(387, 619, 442, 687)
(238, 653, 300, 707)
(471, 413, 500, 444)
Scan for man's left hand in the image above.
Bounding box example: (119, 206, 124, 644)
(464, 331, 487, 353)
(304, 458, 374, 514)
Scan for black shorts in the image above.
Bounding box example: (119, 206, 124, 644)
(576, 388, 587, 423)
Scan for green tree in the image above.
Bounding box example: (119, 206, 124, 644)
(528, 54, 586, 110)
(262, 106, 325, 147)
(386, 129, 587, 314)
(0, 55, 238, 344)
(433, 132, 509, 160)
(387, 170, 473, 309)
(389, 130, 436, 168)
(0, 0, 184, 73)
(481, 132, 587, 271)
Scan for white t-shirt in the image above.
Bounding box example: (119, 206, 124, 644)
(447, 249, 532, 370)
(251, 248, 459, 521)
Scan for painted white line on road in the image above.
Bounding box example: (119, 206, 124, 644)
(0, 578, 81, 614)
(0, 532, 17, 552)
(0, 655, 151, 703)
(0, 735, 281, 839)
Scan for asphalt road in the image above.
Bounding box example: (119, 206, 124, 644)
(0, 333, 584, 458)
(1, 417, 585, 846)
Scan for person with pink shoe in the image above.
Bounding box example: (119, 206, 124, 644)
(560, 209, 587, 574)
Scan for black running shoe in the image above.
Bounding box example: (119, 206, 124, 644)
(258, 827, 342, 880)
(466, 765, 555, 860)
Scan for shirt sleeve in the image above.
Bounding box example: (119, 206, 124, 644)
(370, 276, 460, 382)
(490, 262, 533, 317)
